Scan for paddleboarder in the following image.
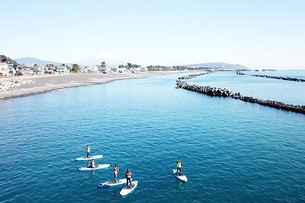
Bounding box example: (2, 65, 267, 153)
(176, 159, 182, 175)
(113, 164, 119, 183)
(86, 145, 90, 157)
(125, 168, 132, 188)
(88, 159, 95, 168)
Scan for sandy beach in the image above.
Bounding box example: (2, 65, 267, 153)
(0, 71, 185, 100)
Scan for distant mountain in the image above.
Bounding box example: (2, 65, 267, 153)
(13, 57, 249, 70)
(14, 56, 126, 68)
(185, 62, 249, 70)
(77, 57, 126, 68)
(14, 57, 60, 66)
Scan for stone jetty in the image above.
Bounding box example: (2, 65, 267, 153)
(178, 71, 213, 80)
(176, 76, 305, 115)
(236, 71, 305, 82)
(236, 71, 246, 75)
(0, 79, 36, 92)
(251, 74, 305, 82)
(176, 80, 240, 97)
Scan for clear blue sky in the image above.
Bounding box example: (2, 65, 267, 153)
(1, 0, 305, 69)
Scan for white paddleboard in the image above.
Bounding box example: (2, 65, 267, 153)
(120, 180, 138, 196)
(75, 155, 103, 161)
(98, 178, 127, 188)
(79, 164, 110, 171)
(173, 169, 188, 182)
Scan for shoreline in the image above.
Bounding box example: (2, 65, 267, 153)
(0, 71, 187, 100)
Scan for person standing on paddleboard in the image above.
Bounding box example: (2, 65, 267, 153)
(113, 164, 119, 183)
(176, 159, 182, 175)
(86, 145, 90, 157)
(125, 168, 132, 188)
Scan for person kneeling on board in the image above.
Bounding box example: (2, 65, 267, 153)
(88, 159, 95, 168)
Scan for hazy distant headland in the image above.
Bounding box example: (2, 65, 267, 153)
(13, 57, 249, 70)
(14, 57, 59, 67)
(185, 62, 249, 70)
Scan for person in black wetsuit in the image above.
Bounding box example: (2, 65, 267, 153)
(125, 168, 132, 188)
(113, 164, 119, 182)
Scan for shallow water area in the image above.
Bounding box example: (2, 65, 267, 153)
(0, 73, 305, 202)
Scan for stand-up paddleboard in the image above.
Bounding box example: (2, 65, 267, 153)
(79, 164, 110, 171)
(120, 181, 138, 196)
(98, 178, 127, 188)
(75, 155, 103, 161)
(173, 169, 188, 182)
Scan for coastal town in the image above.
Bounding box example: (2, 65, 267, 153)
(0, 54, 203, 100)
(0, 54, 192, 95)
(0, 57, 145, 76)
(0, 55, 192, 77)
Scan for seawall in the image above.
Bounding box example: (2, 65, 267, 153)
(235, 71, 305, 82)
(176, 75, 305, 115)
(251, 74, 305, 82)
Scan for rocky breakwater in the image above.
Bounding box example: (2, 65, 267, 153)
(176, 80, 240, 97)
(176, 79, 305, 115)
(236, 96, 305, 114)
(252, 74, 305, 82)
(236, 71, 246, 75)
(178, 71, 213, 80)
(0, 79, 36, 92)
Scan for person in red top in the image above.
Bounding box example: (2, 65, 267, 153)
(113, 164, 119, 183)
(125, 168, 132, 188)
(88, 159, 95, 168)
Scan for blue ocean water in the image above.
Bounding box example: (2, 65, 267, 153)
(0, 72, 305, 202)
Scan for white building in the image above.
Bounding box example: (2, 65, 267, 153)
(0, 62, 9, 76)
(32, 66, 44, 75)
(116, 67, 127, 73)
(8, 65, 16, 76)
(134, 67, 148, 72)
(19, 66, 33, 75)
(57, 65, 68, 74)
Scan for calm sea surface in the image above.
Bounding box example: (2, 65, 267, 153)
(0, 71, 305, 202)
